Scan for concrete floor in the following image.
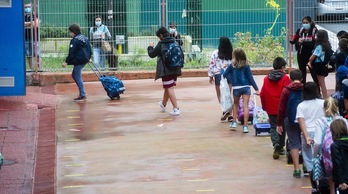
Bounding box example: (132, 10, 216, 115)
(55, 75, 337, 194)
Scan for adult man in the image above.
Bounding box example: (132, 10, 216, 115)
(24, 2, 40, 72)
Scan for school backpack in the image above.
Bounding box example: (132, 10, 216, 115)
(286, 89, 303, 126)
(321, 117, 334, 177)
(161, 42, 184, 70)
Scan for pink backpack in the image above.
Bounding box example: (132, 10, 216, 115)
(321, 117, 334, 177)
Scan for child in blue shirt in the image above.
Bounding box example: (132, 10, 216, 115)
(223, 48, 259, 133)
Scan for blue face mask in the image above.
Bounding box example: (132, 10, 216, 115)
(25, 7, 32, 13)
(95, 21, 101, 27)
(302, 23, 310, 30)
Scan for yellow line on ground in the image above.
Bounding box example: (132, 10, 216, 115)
(67, 116, 81, 119)
(63, 185, 84, 189)
(176, 159, 195, 161)
(64, 139, 80, 142)
(64, 174, 85, 177)
(158, 118, 173, 121)
(285, 164, 294, 167)
(183, 168, 200, 171)
(66, 164, 85, 167)
(65, 147, 79, 149)
(195, 189, 215, 192)
(67, 123, 83, 126)
(188, 179, 208, 182)
(66, 110, 80, 112)
(64, 155, 77, 158)
(301, 186, 312, 189)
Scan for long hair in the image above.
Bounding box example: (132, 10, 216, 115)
(315, 29, 331, 52)
(330, 119, 348, 141)
(323, 97, 339, 117)
(218, 36, 233, 60)
(233, 48, 248, 68)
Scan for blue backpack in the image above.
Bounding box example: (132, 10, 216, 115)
(286, 89, 303, 126)
(161, 42, 184, 69)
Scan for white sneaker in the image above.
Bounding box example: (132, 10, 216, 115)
(229, 121, 237, 128)
(243, 126, 249, 133)
(159, 101, 166, 112)
(170, 108, 180, 116)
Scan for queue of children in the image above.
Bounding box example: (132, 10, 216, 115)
(206, 18, 348, 193)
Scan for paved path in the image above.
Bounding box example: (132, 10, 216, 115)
(55, 74, 337, 194)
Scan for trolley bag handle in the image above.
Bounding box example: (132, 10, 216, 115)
(253, 92, 260, 107)
(88, 61, 102, 79)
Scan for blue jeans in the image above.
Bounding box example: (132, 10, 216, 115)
(93, 47, 106, 70)
(72, 64, 86, 97)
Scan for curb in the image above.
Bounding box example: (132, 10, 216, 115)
(26, 68, 277, 86)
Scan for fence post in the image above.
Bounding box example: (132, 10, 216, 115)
(287, 0, 294, 68)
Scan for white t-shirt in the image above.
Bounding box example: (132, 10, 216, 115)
(296, 99, 325, 133)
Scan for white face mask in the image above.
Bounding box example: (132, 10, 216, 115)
(302, 23, 310, 30)
(95, 21, 102, 27)
(169, 28, 176, 34)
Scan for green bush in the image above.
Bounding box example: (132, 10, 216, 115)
(234, 28, 286, 66)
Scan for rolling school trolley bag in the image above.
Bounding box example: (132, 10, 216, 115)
(252, 93, 271, 136)
(89, 62, 125, 100)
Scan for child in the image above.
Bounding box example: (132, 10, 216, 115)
(62, 23, 92, 102)
(307, 29, 332, 99)
(147, 27, 182, 116)
(260, 57, 290, 159)
(223, 48, 259, 133)
(313, 97, 341, 194)
(277, 69, 303, 177)
(297, 82, 325, 193)
(208, 36, 234, 121)
(330, 119, 348, 194)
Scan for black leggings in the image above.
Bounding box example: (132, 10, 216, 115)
(297, 53, 320, 92)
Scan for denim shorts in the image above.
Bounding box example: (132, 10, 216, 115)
(233, 87, 251, 96)
(214, 74, 231, 86)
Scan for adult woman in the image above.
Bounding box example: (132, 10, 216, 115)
(308, 29, 331, 99)
(90, 16, 111, 70)
(208, 36, 233, 121)
(62, 23, 92, 102)
(289, 16, 318, 85)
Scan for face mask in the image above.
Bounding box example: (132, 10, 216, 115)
(95, 21, 101, 27)
(302, 23, 310, 30)
(169, 28, 176, 34)
(25, 7, 32, 13)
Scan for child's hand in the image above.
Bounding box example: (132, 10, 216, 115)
(62, 62, 67, 68)
(276, 126, 283, 135)
(306, 137, 314, 145)
(254, 90, 260, 95)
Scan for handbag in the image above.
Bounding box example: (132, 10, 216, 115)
(312, 118, 328, 181)
(102, 40, 112, 53)
(219, 75, 233, 113)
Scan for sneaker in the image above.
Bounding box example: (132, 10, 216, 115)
(293, 170, 301, 178)
(170, 108, 180, 116)
(273, 145, 281, 159)
(221, 111, 230, 121)
(229, 121, 237, 128)
(311, 188, 320, 194)
(279, 148, 285, 155)
(74, 96, 86, 102)
(228, 115, 233, 122)
(243, 126, 249, 133)
(159, 101, 166, 112)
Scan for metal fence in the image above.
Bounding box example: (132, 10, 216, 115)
(25, 0, 348, 72)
